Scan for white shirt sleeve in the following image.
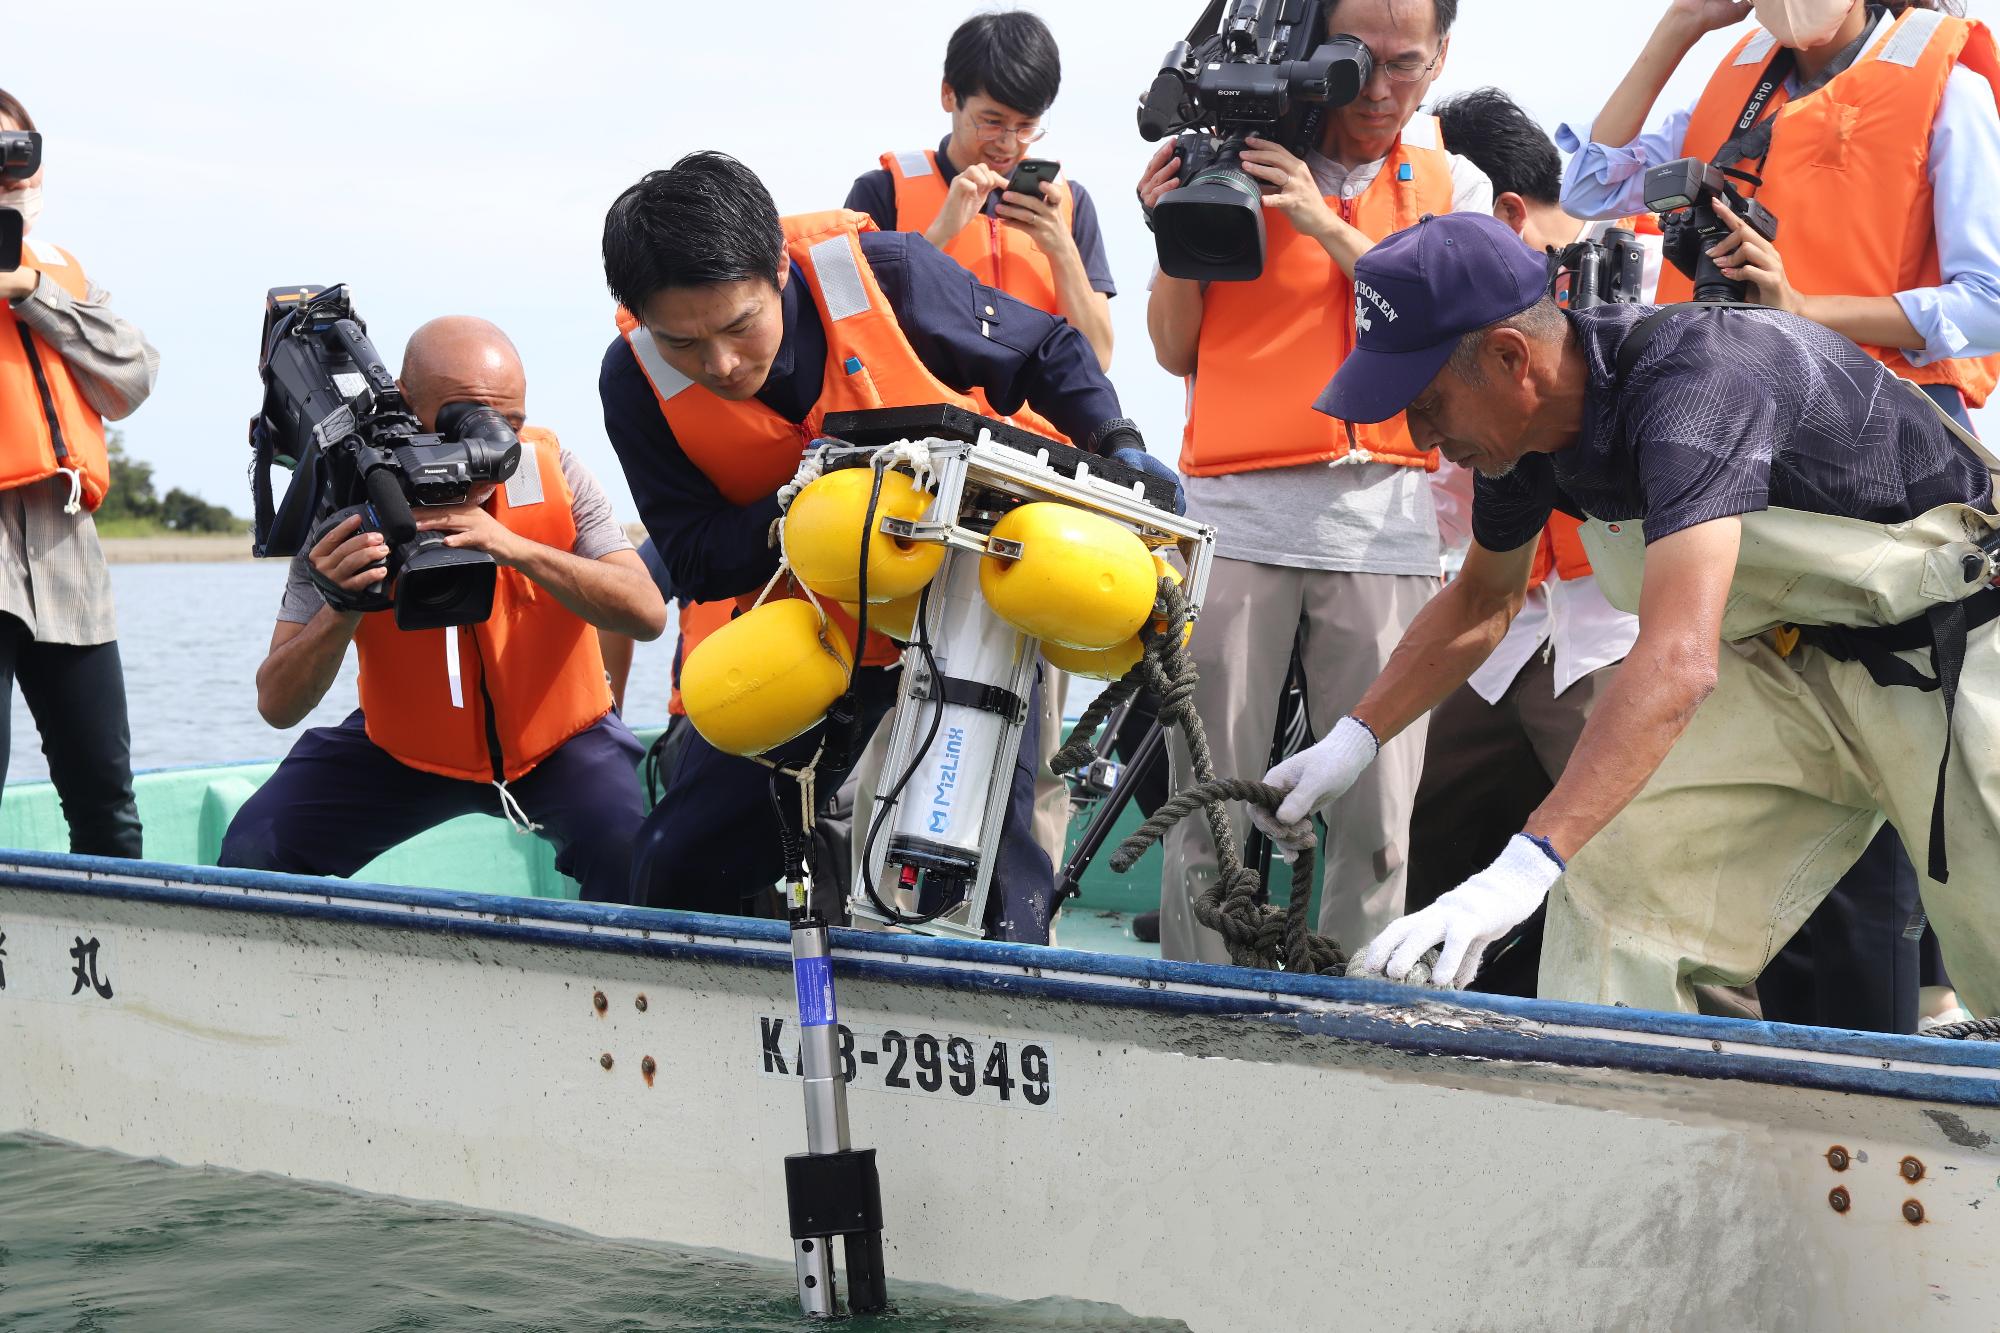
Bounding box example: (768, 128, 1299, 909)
(1894, 62, 2000, 365)
(1445, 153, 1494, 215)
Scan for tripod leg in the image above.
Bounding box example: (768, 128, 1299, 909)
(1056, 718, 1167, 903)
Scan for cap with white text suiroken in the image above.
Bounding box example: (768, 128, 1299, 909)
(1314, 211, 1550, 425)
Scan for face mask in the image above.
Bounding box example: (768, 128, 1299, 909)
(3, 183, 42, 234)
(1753, 0, 1854, 48)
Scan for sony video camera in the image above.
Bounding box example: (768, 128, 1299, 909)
(1, 130, 42, 273)
(1137, 0, 1371, 281)
(1644, 157, 1779, 304)
(1549, 227, 1647, 310)
(249, 285, 521, 631)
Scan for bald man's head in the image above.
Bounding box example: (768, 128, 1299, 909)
(398, 316, 527, 433)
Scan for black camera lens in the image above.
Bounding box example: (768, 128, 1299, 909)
(392, 534, 499, 631)
(1154, 140, 1269, 281)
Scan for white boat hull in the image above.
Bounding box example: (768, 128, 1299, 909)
(4, 851, 2000, 1331)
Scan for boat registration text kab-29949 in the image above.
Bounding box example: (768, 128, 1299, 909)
(756, 1016, 1055, 1111)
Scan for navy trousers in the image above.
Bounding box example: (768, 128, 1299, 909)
(1760, 823, 1923, 1033)
(633, 666, 1059, 943)
(0, 613, 142, 858)
(219, 710, 647, 903)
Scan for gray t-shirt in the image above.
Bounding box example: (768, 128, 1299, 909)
(278, 445, 631, 623)
(1182, 138, 1492, 576)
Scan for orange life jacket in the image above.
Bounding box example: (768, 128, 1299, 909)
(1528, 513, 1594, 590)
(879, 148, 1073, 442)
(0, 240, 110, 511)
(1180, 116, 1456, 478)
(1663, 8, 2000, 406)
(615, 208, 991, 670)
(355, 429, 614, 783)
(668, 597, 737, 718)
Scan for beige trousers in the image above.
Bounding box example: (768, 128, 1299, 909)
(1160, 557, 1436, 964)
(1541, 625, 2000, 1016)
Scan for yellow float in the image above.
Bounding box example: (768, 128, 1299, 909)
(1040, 555, 1189, 680)
(839, 590, 923, 644)
(783, 468, 943, 604)
(680, 599, 852, 757)
(979, 503, 1156, 650)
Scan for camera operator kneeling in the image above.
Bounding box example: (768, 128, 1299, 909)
(219, 317, 667, 902)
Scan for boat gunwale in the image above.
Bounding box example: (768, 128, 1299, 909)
(6, 849, 2000, 1110)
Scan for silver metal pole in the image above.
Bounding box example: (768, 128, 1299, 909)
(790, 914, 843, 1318)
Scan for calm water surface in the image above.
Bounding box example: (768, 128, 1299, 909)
(0, 1136, 1181, 1332)
(5, 561, 683, 785)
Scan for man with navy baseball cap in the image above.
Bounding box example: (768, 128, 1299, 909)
(1249, 210, 2000, 1020)
(1313, 210, 1551, 430)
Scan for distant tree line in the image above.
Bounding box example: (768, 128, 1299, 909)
(96, 431, 248, 534)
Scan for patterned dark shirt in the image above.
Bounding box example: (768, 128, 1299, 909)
(1472, 304, 1992, 554)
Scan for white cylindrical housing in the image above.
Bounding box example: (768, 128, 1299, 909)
(888, 550, 1032, 859)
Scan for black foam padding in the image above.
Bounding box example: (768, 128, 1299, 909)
(820, 405, 1175, 513)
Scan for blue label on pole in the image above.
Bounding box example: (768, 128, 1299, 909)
(795, 954, 837, 1028)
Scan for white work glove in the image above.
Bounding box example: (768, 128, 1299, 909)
(1353, 833, 1566, 990)
(1249, 715, 1379, 857)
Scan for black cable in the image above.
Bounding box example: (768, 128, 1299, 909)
(769, 771, 804, 883)
(858, 585, 960, 927)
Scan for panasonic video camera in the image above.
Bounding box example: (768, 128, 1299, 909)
(0, 130, 41, 272)
(249, 285, 521, 630)
(1550, 227, 1648, 310)
(1644, 157, 1779, 304)
(1137, 0, 1371, 282)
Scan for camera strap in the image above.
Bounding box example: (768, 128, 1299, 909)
(1712, 46, 1797, 179)
(1612, 301, 1759, 387)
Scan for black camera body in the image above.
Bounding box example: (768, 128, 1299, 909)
(1551, 227, 1648, 311)
(1138, 0, 1370, 281)
(250, 285, 521, 630)
(1644, 157, 1779, 304)
(1, 130, 42, 273)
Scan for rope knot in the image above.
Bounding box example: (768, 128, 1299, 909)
(1066, 577, 1347, 976)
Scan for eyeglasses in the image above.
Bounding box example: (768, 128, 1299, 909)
(972, 118, 1048, 146)
(1379, 49, 1444, 83)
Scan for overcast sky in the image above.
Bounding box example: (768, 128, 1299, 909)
(12, 0, 1994, 521)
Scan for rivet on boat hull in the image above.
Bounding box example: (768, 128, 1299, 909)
(1901, 1156, 1925, 1183)
(600, 1052, 614, 1071)
(1825, 1146, 1850, 1171)
(1828, 1187, 1850, 1214)
(642, 1056, 657, 1086)
(1904, 1200, 1926, 1225)
(635, 994, 649, 1012)
(593, 991, 608, 1015)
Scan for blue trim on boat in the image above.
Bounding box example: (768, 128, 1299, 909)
(7, 850, 2000, 1107)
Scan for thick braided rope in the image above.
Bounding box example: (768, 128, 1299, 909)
(1061, 577, 1346, 975)
(1926, 1016, 2000, 1041)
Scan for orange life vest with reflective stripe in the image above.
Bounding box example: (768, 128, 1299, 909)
(0, 240, 110, 510)
(614, 209, 989, 670)
(355, 429, 614, 782)
(879, 148, 1073, 443)
(1663, 9, 2000, 406)
(1180, 117, 1455, 478)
